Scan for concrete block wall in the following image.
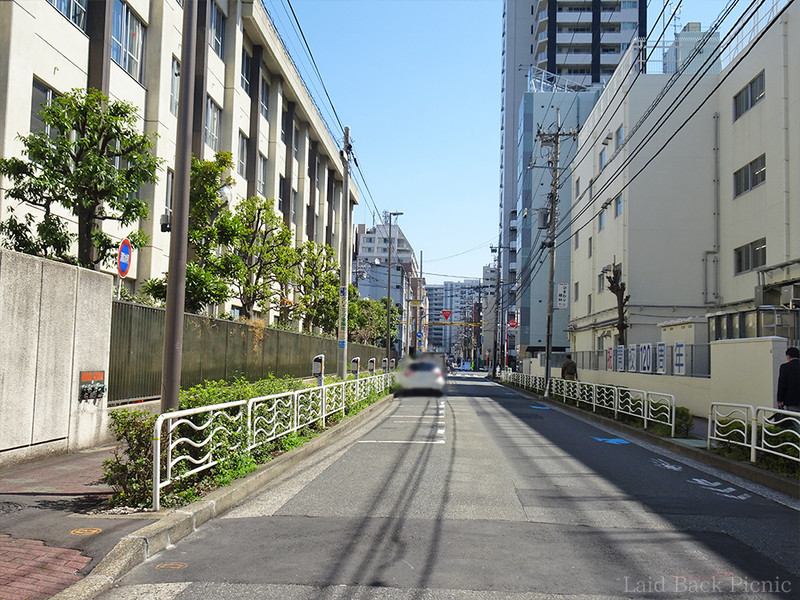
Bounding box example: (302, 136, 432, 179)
(0, 249, 112, 467)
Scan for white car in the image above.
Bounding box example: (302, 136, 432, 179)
(397, 360, 446, 396)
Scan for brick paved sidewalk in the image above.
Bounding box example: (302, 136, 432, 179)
(0, 534, 90, 600)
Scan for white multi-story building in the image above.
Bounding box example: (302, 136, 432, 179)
(0, 0, 357, 322)
(354, 221, 421, 357)
(500, 0, 646, 365)
(568, 2, 799, 352)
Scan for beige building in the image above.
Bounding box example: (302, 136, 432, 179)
(0, 0, 357, 321)
(568, 2, 799, 352)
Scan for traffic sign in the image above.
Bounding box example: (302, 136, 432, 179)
(416, 331, 423, 339)
(441, 310, 452, 320)
(508, 319, 518, 328)
(117, 238, 132, 278)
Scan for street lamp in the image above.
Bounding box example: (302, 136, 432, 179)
(387, 211, 403, 363)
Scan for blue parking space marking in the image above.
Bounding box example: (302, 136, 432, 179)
(529, 405, 551, 410)
(593, 437, 630, 445)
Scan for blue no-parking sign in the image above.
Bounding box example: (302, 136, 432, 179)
(117, 238, 132, 278)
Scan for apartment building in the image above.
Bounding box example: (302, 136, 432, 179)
(568, 2, 799, 352)
(515, 74, 601, 359)
(0, 0, 357, 321)
(354, 221, 422, 358)
(499, 0, 646, 364)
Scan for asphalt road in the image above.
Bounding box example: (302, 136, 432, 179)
(97, 374, 800, 599)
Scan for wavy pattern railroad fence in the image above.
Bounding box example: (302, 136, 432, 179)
(501, 372, 677, 437)
(152, 373, 393, 510)
(708, 403, 800, 464)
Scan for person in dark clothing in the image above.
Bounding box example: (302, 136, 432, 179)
(777, 346, 800, 411)
(561, 354, 578, 381)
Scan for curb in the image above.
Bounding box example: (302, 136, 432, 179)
(51, 394, 395, 600)
(501, 381, 800, 499)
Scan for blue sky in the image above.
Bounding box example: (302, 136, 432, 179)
(266, 0, 741, 284)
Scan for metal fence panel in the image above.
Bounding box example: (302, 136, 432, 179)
(109, 301, 385, 405)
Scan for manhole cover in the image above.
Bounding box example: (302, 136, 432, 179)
(0, 501, 24, 514)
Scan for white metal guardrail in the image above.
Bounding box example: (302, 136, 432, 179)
(502, 372, 676, 437)
(708, 403, 800, 464)
(152, 373, 393, 510)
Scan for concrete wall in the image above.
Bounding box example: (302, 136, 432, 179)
(0, 249, 112, 467)
(521, 336, 788, 417)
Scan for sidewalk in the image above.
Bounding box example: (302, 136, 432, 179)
(0, 447, 156, 600)
(0, 394, 396, 600)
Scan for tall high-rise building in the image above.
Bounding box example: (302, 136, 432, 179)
(499, 0, 646, 365)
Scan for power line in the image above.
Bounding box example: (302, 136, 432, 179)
(284, 0, 345, 134)
(554, 0, 759, 247)
(506, 0, 752, 312)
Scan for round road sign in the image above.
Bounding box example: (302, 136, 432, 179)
(117, 238, 132, 278)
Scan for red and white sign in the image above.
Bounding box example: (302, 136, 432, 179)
(508, 319, 518, 328)
(441, 310, 452, 320)
(117, 238, 132, 279)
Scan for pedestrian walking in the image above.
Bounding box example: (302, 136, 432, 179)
(561, 354, 578, 381)
(777, 346, 800, 412)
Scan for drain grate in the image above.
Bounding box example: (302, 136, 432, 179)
(0, 501, 24, 514)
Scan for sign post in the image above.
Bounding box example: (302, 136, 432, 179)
(116, 238, 132, 297)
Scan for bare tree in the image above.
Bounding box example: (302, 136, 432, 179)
(606, 263, 630, 346)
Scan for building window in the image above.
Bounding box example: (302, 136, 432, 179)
(111, 0, 146, 83)
(733, 154, 766, 197)
(238, 132, 248, 177)
(587, 293, 592, 314)
(30, 79, 56, 136)
(209, 1, 224, 59)
(734, 238, 766, 275)
(278, 176, 285, 212)
(293, 127, 299, 159)
(598, 273, 605, 293)
(574, 281, 579, 302)
(290, 189, 297, 223)
(241, 48, 251, 93)
(615, 125, 623, 150)
(257, 154, 267, 197)
(48, 0, 87, 31)
(205, 96, 221, 151)
(165, 168, 174, 218)
(733, 71, 765, 120)
(588, 236, 592, 258)
(599, 148, 606, 169)
(575, 177, 580, 198)
(621, 1, 638, 9)
(260, 78, 269, 119)
(598, 209, 606, 231)
(614, 193, 622, 217)
(170, 57, 180, 116)
(574, 230, 579, 250)
(281, 106, 289, 143)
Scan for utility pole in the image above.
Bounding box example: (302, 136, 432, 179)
(537, 109, 577, 396)
(161, 0, 197, 412)
(490, 244, 502, 376)
(337, 127, 352, 379)
(386, 211, 403, 364)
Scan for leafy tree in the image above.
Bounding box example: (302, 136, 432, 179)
(348, 289, 401, 348)
(0, 88, 161, 268)
(141, 153, 234, 313)
(273, 247, 304, 327)
(222, 195, 294, 320)
(606, 263, 630, 346)
(295, 241, 340, 333)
